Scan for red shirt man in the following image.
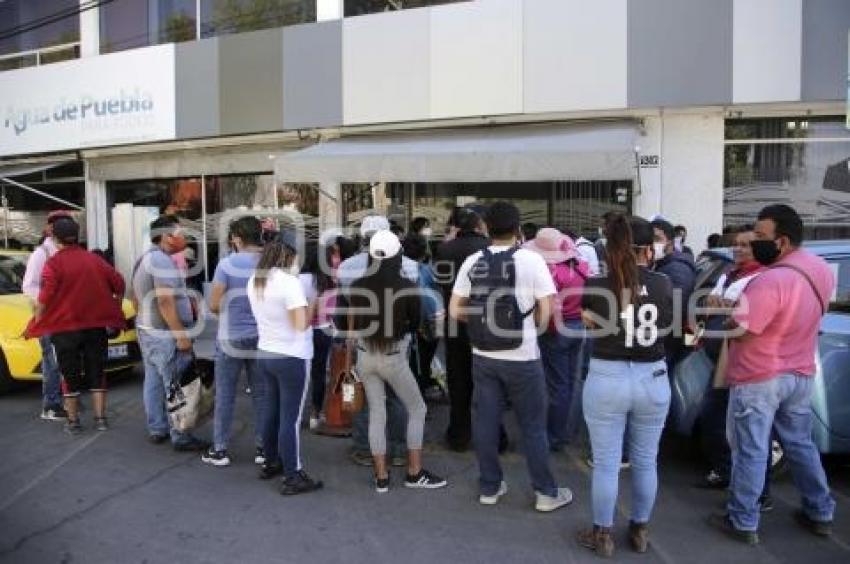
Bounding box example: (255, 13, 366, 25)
(25, 218, 125, 434)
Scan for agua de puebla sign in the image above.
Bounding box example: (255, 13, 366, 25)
(0, 44, 176, 157)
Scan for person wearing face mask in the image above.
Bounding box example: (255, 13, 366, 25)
(673, 225, 694, 259)
(697, 226, 773, 510)
(650, 219, 696, 369)
(707, 205, 836, 545)
(132, 215, 208, 451)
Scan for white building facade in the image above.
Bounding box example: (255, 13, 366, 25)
(1, 0, 849, 282)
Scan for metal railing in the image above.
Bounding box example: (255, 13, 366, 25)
(0, 41, 80, 72)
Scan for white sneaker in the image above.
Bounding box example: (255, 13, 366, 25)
(535, 487, 574, 512)
(479, 481, 508, 505)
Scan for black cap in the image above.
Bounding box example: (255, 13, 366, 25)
(52, 217, 80, 244)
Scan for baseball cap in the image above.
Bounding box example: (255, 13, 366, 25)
(52, 217, 80, 244)
(368, 229, 401, 260)
(360, 215, 390, 238)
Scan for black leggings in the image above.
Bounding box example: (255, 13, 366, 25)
(51, 328, 108, 396)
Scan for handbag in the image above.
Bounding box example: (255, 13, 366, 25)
(712, 338, 729, 389)
(167, 357, 215, 432)
(339, 344, 365, 414)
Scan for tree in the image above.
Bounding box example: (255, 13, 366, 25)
(210, 0, 316, 35)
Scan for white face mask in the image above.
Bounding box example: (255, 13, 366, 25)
(653, 242, 666, 261)
(673, 236, 683, 251)
(421, 227, 432, 237)
(597, 227, 605, 238)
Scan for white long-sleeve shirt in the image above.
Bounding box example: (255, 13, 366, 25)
(22, 238, 58, 302)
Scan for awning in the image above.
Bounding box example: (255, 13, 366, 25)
(274, 123, 639, 184)
(0, 162, 62, 178)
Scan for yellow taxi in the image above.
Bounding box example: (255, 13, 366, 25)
(0, 250, 140, 393)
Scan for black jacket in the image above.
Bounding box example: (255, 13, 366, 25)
(434, 231, 490, 302)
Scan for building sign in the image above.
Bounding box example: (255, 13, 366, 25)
(0, 45, 176, 157)
(639, 154, 660, 168)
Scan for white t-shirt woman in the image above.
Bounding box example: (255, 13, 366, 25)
(248, 268, 313, 360)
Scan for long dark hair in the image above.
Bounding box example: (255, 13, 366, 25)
(252, 238, 296, 299)
(351, 253, 411, 353)
(605, 213, 640, 310)
(301, 242, 335, 294)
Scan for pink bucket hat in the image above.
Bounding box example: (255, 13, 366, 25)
(523, 227, 579, 264)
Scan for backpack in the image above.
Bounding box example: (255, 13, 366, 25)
(465, 247, 534, 351)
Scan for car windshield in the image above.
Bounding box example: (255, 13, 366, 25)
(0, 254, 27, 295)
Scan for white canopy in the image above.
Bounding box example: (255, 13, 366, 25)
(274, 123, 639, 183)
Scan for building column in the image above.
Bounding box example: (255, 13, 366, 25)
(317, 0, 344, 21)
(84, 163, 109, 249)
(79, 0, 101, 57)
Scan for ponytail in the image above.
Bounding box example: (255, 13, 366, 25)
(605, 214, 640, 311)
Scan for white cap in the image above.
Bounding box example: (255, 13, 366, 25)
(360, 215, 390, 238)
(368, 229, 401, 260)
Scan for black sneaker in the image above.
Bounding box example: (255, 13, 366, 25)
(148, 433, 169, 445)
(404, 469, 447, 489)
(706, 513, 759, 545)
(259, 461, 284, 480)
(63, 419, 82, 436)
(279, 471, 323, 496)
(41, 406, 68, 421)
(94, 417, 109, 432)
(254, 447, 266, 465)
(375, 474, 390, 493)
(758, 494, 774, 513)
(794, 510, 832, 537)
(201, 447, 231, 467)
(173, 437, 210, 452)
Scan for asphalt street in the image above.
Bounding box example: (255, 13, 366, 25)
(1, 374, 849, 564)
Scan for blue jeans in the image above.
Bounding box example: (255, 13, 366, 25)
(213, 338, 265, 452)
(137, 329, 196, 445)
(257, 353, 309, 477)
(727, 374, 835, 531)
(472, 354, 557, 497)
(40, 335, 61, 408)
(539, 321, 585, 449)
(583, 358, 670, 527)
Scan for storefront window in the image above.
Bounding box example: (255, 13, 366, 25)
(0, 162, 85, 249)
(106, 173, 321, 285)
(101, 0, 197, 54)
(344, 0, 469, 17)
(201, 0, 316, 38)
(0, 0, 80, 71)
(342, 181, 631, 240)
(724, 117, 850, 240)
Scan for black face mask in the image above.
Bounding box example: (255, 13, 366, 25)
(751, 239, 781, 265)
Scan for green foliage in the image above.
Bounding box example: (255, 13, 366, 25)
(211, 0, 316, 34)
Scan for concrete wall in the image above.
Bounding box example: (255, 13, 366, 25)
(636, 111, 726, 255)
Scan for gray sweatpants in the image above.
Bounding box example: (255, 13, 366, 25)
(357, 346, 427, 456)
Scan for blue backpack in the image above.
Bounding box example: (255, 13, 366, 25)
(465, 247, 534, 351)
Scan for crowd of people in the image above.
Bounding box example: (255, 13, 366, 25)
(22, 199, 837, 557)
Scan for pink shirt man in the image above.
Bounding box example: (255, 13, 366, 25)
(728, 249, 835, 386)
